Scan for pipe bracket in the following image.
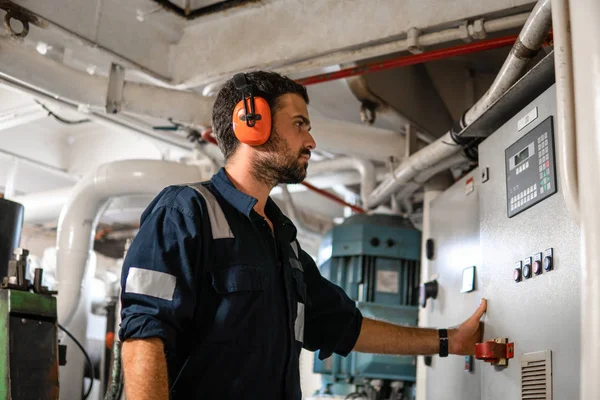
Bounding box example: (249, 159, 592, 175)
(407, 27, 424, 54)
(106, 63, 126, 114)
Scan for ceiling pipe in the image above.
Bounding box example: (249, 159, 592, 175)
(56, 159, 216, 327)
(297, 35, 519, 86)
(10, 187, 72, 224)
(308, 117, 414, 163)
(394, 153, 472, 200)
(0, 37, 214, 128)
(0, 147, 80, 183)
(281, 13, 531, 82)
(0, 103, 48, 132)
(195, 12, 530, 90)
(367, 0, 552, 208)
(0, 77, 195, 150)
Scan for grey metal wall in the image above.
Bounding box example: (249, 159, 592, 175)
(425, 169, 482, 400)
(425, 84, 580, 400)
(478, 84, 580, 400)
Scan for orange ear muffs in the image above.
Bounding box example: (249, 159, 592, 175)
(231, 73, 272, 146)
(232, 96, 271, 146)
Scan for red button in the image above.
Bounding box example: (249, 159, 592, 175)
(546, 161, 550, 168)
(513, 268, 522, 282)
(533, 260, 543, 275)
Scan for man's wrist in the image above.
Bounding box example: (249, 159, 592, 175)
(446, 329, 459, 355)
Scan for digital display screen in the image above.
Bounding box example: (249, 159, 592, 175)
(514, 147, 529, 165)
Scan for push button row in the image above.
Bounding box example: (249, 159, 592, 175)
(514, 248, 553, 283)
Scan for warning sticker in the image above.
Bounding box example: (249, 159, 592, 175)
(465, 177, 474, 195)
(376, 270, 400, 294)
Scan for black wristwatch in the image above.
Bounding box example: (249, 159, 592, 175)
(438, 329, 449, 357)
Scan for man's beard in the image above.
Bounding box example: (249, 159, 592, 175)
(250, 129, 310, 187)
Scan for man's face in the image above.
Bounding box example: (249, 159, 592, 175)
(251, 93, 316, 185)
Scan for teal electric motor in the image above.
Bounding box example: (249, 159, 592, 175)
(313, 214, 421, 399)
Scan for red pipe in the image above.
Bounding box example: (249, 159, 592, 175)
(296, 34, 520, 86)
(201, 128, 218, 145)
(301, 181, 366, 214)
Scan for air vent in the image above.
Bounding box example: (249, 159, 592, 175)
(521, 350, 552, 400)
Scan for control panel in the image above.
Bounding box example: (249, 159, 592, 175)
(505, 116, 557, 217)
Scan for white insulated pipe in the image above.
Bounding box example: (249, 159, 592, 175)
(12, 187, 72, 224)
(394, 152, 471, 201)
(0, 38, 214, 127)
(551, 0, 580, 224)
(307, 157, 376, 206)
(56, 159, 215, 326)
(570, 0, 600, 398)
(367, 133, 461, 207)
(310, 117, 410, 163)
(367, 0, 553, 208)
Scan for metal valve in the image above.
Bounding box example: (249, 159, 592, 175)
(475, 338, 515, 366)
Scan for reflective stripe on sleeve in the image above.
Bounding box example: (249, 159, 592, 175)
(125, 267, 177, 301)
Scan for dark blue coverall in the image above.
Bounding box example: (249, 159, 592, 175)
(119, 168, 363, 399)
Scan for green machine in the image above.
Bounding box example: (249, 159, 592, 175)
(0, 198, 61, 399)
(0, 249, 60, 400)
(314, 214, 421, 400)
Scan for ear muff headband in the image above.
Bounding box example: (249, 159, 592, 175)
(232, 73, 272, 146)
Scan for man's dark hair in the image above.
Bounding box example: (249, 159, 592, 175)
(212, 70, 309, 161)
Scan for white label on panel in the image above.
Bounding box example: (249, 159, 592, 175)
(518, 107, 538, 131)
(376, 270, 400, 294)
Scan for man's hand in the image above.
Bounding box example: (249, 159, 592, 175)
(353, 298, 487, 356)
(449, 298, 487, 355)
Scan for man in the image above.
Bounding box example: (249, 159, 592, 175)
(119, 71, 487, 399)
